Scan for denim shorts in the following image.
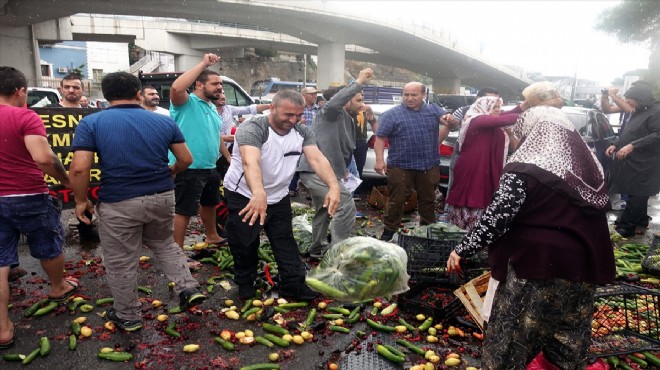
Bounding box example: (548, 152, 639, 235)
(174, 169, 221, 216)
(0, 194, 65, 267)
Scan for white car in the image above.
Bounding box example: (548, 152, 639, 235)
(362, 104, 396, 179)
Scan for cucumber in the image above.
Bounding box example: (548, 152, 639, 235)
(24, 298, 49, 317)
(262, 333, 289, 347)
(262, 322, 289, 336)
(242, 307, 260, 319)
(165, 322, 180, 337)
(366, 318, 397, 332)
(2, 353, 26, 362)
(239, 363, 280, 370)
(69, 334, 77, 351)
(68, 299, 88, 312)
(396, 339, 425, 355)
(254, 336, 274, 348)
(382, 344, 405, 358)
(398, 318, 416, 332)
(303, 308, 317, 328)
(214, 337, 235, 351)
(377, 344, 405, 363)
(418, 317, 433, 331)
(95, 297, 114, 306)
(329, 326, 350, 334)
(241, 299, 253, 313)
(327, 306, 351, 315)
(322, 313, 344, 320)
(33, 301, 58, 317)
(277, 302, 309, 309)
(22, 348, 41, 365)
(273, 306, 289, 314)
(97, 351, 134, 361)
(305, 278, 347, 299)
(39, 336, 51, 356)
(71, 321, 82, 336)
(643, 352, 660, 367)
(627, 355, 648, 367)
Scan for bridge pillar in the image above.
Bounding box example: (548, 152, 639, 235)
(0, 25, 42, 83)
(317, 42, 345, 89)
(432, 77, 461, 94)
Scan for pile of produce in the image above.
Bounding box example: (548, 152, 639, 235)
(292, 215, 313, 255)
(403, 222, 464, 239)
(305, 237, 409, 301)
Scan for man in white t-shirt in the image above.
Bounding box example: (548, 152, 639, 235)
(140, 86, 170, 116)
(223, 90, 340, 301)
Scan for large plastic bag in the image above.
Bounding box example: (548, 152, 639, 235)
(292, 215, 313, 254)
(305, 236, 410, 301)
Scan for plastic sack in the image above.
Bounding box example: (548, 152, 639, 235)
(292, 215, 313, 254)
(527, 353, 610, 370)
(305, 236, 410, 301)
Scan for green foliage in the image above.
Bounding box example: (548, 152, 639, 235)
(68, 64, 86, 77)
(596, 0, 660, 45)
(254, 48, 278, 59)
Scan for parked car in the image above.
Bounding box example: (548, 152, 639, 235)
(433, 94, 476, 113)
(90, 99, 110, 108)
(438, 106, 617, 193)
(362, 104, 396, 179)
(27, 87, 61, 107)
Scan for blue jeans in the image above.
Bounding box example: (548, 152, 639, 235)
(0, 194, 64, 267)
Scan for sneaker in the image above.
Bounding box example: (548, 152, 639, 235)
(379, 229, 395, 242)
(179, 288, 207, 310)
(611, 200, 626, 211)
(238, 284, 257, 300)
(105, 308, 143, 332)
(281, 284, 320, 301)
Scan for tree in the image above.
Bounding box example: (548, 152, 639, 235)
(597, 1, 660, 93)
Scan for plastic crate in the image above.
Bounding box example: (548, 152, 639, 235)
(398, 281, 464, 321)
(589, 283, 660, 357)
(398, 233, 458, 282)
(642, 234, 660, 276)
(426, 227, 465, 241)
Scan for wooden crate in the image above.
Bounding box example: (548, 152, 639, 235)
(453, 271, 491, 331)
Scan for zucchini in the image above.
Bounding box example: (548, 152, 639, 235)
(262, 333, 289, 347)
(303, 308, 317, 328)
(97, 351, 134, 362)
(2, 353, 26, 362)
(214, 337, 235, 351)
(71, 321, 82, 336)
(33, 301, 58, 317)
(277, 302, 309, 309)
(239, 363, 280, 370)
(22, 348, 41, 365)
(262, 322, 289, 336)
(322, 313, 344, 320)
(242, 307, 260, 319)
(642, 352, 660, 367)
(39, 336, 51, 356)
(366, 318, 396, 332)
(95, 297, 114, 306)
(24, 298, 49, 317)
(327, 306, 351, 315)
(627, 355, 648, 367)
(377, 344, 405, 363)
(418, 317, 433, 331)
(69, 335, 77, 351)
(396, 338, 425, 355)
(329, 326, 350, 334)
(305, 278, 347, 299)
(254, 336, 274, 348)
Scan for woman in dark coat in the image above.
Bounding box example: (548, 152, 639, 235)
(447, 106, 615, 369)
(605, 86, 660, 237)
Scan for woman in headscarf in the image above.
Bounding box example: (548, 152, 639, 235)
(605, 85, 660, 237)
(445, 96, 520, 230)
(446, 106, 615, 369)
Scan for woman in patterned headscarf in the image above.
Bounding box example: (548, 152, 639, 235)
(446, 106, 615, 370)
(445, 96, 520, 231)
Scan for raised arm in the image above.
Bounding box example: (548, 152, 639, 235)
(170, 53, 220, 107)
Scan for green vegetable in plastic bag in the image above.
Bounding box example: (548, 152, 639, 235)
(305, 237, 410, 301)
(292, 215, 313, 254)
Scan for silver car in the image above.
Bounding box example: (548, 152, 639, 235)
(362, 104, 396, 179)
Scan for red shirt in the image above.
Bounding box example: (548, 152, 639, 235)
(0, 105, 49, 196)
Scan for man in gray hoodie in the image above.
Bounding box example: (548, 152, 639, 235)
(297, 68, 373, 258)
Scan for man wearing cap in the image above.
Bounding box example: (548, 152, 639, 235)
(300, 86, 321, 127)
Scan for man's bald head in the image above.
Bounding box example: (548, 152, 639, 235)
(402, 82, 427, 110)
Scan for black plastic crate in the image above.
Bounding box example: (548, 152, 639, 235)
(398, 281, 464, 321)
(426, 227, 465, 241)
(642, 234, 660, 276)
(589, 283, 660, 357)
(398, 233, 457, 282)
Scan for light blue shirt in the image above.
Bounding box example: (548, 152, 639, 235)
(169, 94, 222, 169)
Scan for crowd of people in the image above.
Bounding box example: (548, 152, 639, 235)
(2, 54, 660, 369)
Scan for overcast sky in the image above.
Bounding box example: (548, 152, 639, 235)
(328, 0, 650, 85)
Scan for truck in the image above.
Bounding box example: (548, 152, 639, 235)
(361, 85, 403, 105)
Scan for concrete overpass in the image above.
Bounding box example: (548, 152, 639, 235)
(0, 0, 532, 94)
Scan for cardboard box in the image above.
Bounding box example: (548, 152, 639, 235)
(368, 185, 417, 212)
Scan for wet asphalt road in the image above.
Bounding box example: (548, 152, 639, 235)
(4, 181, 659, 369)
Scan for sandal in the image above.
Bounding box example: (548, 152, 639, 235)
(48, 278, 80, 302)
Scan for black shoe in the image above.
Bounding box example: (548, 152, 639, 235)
(179, 288, 206, 310)
(77, 222, 100, 243)
(615, 227, 636, 238)
(281, 284, 320, 301)
(379, 230, 395, 242)
(106, 308, 143, 332)
(238, 284, 257, 301)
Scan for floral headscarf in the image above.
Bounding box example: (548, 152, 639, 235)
(505, 106, 609, 209)
(457, 96, 503, 150)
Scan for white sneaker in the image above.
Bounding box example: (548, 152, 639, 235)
(611, 200, 626, 211)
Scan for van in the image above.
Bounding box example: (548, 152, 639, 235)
(27, 87, 61, 107)
(249, 78, 316, 103)
(137, 71, 254, 109)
